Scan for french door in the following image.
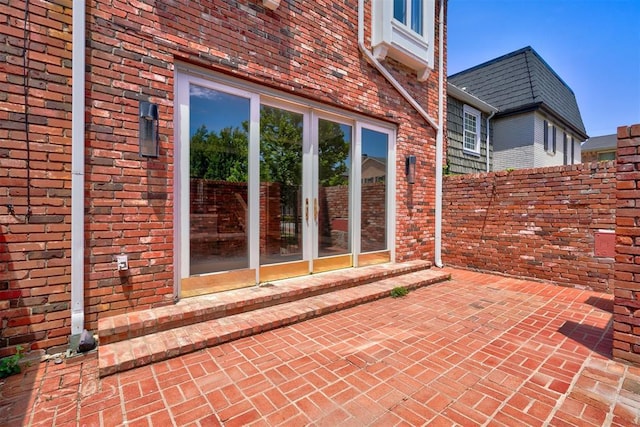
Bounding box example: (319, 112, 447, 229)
(259, 106, 353, 281)
(176, 71, 394, 297)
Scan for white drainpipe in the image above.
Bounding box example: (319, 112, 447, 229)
(357, 0, 444, 267)
(70, 0, 86, 348)
(433, 0, 444, 268)
(485, 111, 496, 172)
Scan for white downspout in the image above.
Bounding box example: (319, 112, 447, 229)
(433, 0, 444, 267)
(70, 0, 86, 348)
(485, 111, 496, 172)
(357, 0, 444, 268)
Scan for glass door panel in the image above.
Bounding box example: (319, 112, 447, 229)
(259, 105, 310, 281)
(361, 128, 388, 252)
(359, 128, 390, 266)
(314, 119, 352, 271)
(188, 85, 250, 276)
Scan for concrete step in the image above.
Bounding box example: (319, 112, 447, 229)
(98, 262, 450, 377)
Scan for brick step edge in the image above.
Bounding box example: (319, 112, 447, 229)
(98, 260, 433, 345)
(98, 269, 450, 377)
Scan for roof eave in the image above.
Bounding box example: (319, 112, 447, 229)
(447, 83, 499, 114)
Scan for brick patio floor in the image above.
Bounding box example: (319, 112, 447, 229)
(1, 268, 639, 426)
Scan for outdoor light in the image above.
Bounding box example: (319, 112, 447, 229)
(406, 155, 416, 185)
(139, 101, 159, 158)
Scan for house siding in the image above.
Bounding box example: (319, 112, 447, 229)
(1, 0, 445, 356)
(446, 96, 491, 174)
(493, 113, 535, 170)
(533, 112, 583, 168)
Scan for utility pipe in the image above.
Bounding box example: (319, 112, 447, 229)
(485, 111, 496, 172)
(70, 0, 86, 346)
(433, 0, 445, 268)
(356, 0, 444, 268)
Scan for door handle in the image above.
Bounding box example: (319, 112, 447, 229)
(314, 198, 318, 223)
(305, 198, 309, 223)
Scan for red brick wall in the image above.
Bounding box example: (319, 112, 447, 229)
(612, 124, 640, 364)
(443, 161, 617, 293)
(0, 1, 73, 357)
(1, 0, 445, 354)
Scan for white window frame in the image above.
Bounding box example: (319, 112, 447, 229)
(462, 105, 481, 155)
(371, 0, 435, 81)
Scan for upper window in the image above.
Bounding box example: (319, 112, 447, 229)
(371, 0, 435, 81)
(394, 0, 423, 35)
(463, 105, 481, 154)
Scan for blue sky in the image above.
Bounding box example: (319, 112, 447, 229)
(447, 0, 640, 138)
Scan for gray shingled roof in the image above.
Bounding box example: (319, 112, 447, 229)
(449, 46, 588, 140)
(581, 134, 617, 152)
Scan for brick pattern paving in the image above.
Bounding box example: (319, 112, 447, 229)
(1, 269, 639, 426)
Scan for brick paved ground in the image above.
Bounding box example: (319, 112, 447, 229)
(1, 268, 639, 426)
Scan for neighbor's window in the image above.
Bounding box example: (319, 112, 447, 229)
(544, 121, 556, 154)
(570, 136, 575, 164)
(598, 151, 616, 161)
(463, 105, 481, 154)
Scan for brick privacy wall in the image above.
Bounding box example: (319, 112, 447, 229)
(1, 1, 445, 354)
(612, 124, 640, 364)
(442, 161, 616, 293)
(0, 1, 73, 357)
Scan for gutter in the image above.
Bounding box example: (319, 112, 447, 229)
(356, 0, 443, 267)
(70, 0, 86, 350)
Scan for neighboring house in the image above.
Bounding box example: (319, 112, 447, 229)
(581, 134, 617, 162)
(448, 46, 588, 171)
(2, 1, 446, 356)
(446, 82, 498, 174)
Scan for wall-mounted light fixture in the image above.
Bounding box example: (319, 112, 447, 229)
(406, 155, 416, 185)
(139, 101, 159, 158)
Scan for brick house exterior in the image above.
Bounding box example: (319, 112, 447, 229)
(1, 1, 447, 356)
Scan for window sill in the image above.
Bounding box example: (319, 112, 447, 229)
(463, 149, 481, 157)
